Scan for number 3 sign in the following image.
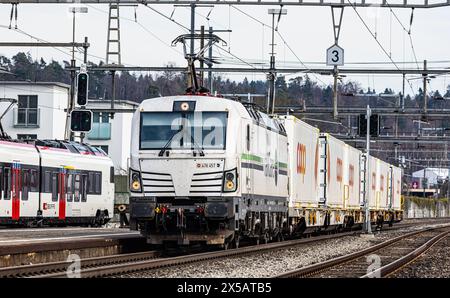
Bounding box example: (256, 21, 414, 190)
(326, 44, 344, 66)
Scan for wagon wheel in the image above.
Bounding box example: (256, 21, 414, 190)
(233, 234, 241, 249)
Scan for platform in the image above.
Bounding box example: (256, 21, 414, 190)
(0, 227, 145, 267)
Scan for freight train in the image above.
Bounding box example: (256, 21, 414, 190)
(128, 95, 403, 248)
(0, 139, 114, 226)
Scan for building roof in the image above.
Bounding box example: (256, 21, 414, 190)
(0, 81, 70, 90)
(87, 99, 139, 108)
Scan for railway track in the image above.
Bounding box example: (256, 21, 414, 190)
(275, 225, 450, 278)
(0, 250, 161, 278)
(28, 231, 360, 278)
(1, 218, 448, 278)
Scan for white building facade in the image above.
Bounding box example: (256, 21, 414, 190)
(0, 81, 69, 140)
(0, 82, 137, 177)
(84, 99, 138, 175)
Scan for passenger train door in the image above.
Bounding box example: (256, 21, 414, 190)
(58, 168, 66, 220)
(11, 162, 21, 220)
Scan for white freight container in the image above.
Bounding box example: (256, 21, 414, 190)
(280, 115, 320, 211)
(343, 144, 362, 209)
(319, 133, 346, 209)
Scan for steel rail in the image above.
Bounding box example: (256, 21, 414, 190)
(34, 231, 361, 278)
(2, 218, 445, 278)
(362, 229, 450, 278)
(275, 225, 450, 278)
(0, 250, 160, 278)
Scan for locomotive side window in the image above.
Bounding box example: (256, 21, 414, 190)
(246, 124, 250, 151)
(51, 173, 58, 202)
(110, 167, 114, 183)
(22, 169, 30, 201)
(3, 167, 11, 200)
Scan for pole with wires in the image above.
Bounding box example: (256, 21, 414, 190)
(365, 104, 373, 234)
(267, 8, 287, 114)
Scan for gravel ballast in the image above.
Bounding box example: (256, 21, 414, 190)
(118, 222, 450, 278)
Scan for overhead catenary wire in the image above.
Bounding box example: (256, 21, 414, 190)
(230, 5, 327, 86)
(346, 0, 417, 95)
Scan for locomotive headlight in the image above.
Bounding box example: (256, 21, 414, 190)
(223, 168, 238, 192)
(129, 169, 142, 193)
(226, 181, 234, 189)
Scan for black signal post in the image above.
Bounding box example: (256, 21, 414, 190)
(77, 72, 89, 106)
(70, 110, 92, 132)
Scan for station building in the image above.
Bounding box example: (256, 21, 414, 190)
(0, 81, 138, 221)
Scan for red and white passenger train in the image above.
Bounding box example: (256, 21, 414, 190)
(0, 139, 114, 226)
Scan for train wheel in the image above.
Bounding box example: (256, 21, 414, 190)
(233, 235, 240, 249)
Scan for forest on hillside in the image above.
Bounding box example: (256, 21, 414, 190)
(2, 51, 450, 136)
(2, 52, 450, 174)
(2, 52, 450, 106)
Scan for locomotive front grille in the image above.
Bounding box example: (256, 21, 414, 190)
(190, 171, 223, 195)
(142, 171, 175, 195)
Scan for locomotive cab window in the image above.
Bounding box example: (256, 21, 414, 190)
(140, 111, 227, 150)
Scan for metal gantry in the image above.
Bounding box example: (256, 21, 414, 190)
(1, 0, 449, 9)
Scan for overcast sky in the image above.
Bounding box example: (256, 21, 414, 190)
(1, 3, 450, 96)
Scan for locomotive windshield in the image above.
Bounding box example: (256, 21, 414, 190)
(140, 111, 227, 150)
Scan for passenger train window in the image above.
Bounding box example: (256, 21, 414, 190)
(0, 167, 3, 198)
(22, 169, 30, 201)
(81, 174, 87, 202)
(74, 174, 80, 202)
(88, 172, 95, 194)
(51, 173, 58, 202)
(44, 171, 51, 193)
(95, 173, 102, 194)
(30, 169, 38, 192)
(66, 174, 73, 202)
(110, 167, 114, 184)
(3, 167, 11, 200)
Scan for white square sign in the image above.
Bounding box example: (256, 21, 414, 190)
(326, 44, 344, 66)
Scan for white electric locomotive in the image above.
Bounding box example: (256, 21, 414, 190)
(0, 139, 114, 226)
(129, 95, 403, 247)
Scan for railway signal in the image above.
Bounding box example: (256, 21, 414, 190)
(70, 109, 92, 132)
(358, 114, 379, 137)
(76, 72, 89, 106)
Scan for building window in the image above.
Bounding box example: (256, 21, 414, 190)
(88, 112, 111, 140)
(15, 95, 39, 127)
(17, 134, 38, 140)
(93, 112, 110, 123)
